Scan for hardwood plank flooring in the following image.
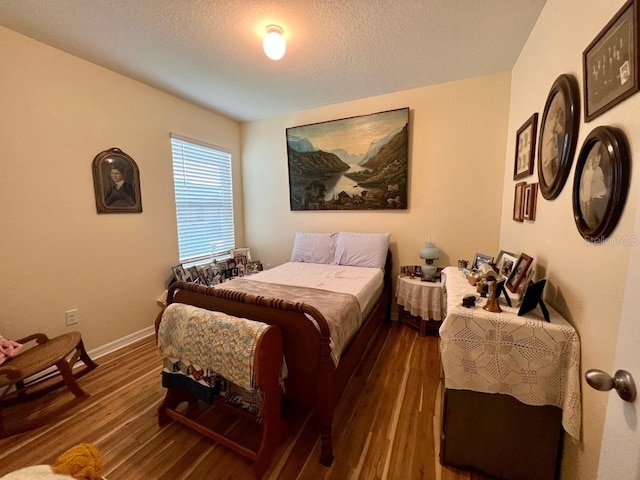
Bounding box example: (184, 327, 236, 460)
(0, 322, 493, 479)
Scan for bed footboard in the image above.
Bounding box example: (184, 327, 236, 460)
(156, 314, 286, 479)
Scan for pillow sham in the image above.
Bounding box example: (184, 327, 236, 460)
(290, 232, 336, 264)
(333, 232, 391, 269)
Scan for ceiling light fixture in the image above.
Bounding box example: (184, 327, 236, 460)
(263, 25, 286, 60)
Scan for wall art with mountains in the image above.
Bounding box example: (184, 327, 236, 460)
(286, 107, 409, 211)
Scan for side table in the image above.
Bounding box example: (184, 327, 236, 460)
(395, 275, 445, 335)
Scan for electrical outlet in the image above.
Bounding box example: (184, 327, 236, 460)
(65, 309, 79, 326)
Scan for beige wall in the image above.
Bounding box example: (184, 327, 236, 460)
(0, 27, 243, 350)
(501, 0, 640, 478)
(241, 72, 511, 276)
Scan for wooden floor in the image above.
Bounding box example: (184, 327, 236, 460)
(0, 321, 493, 479)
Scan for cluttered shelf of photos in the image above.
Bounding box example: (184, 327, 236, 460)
(172, 247, 263, 288)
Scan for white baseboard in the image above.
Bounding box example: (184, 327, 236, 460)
(88, 325, 155, 360)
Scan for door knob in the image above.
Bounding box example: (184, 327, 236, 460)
(585, 369, 636, 402)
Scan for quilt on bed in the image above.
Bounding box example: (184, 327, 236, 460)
(217, 277, 362, 365)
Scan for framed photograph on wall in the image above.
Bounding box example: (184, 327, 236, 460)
(572, 126, 630, 242)
(537, 74, 580, 200)
(513, 113, 538, 180)
(92, 147, 142, 214)
(583, 0, 640, 122)
(513, 182, 526, 222)
(506, 253, 534, 293)
(523, 183, 538, 221)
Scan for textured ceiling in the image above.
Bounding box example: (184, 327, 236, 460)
(0, 0, 546, 122)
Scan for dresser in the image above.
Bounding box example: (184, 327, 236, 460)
(439, 267, 581, 480)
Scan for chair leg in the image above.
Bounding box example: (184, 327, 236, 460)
(55, 359, 88, 398)
(77, 340, 98, 371)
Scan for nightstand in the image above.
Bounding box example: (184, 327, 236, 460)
(395, 274, 446, 335)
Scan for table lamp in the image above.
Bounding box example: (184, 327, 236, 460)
(420, 241, 440, 279)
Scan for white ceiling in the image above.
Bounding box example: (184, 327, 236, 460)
(0, 0, 546, 122)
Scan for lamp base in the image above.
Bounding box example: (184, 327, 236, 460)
(422, 263, 437, 280)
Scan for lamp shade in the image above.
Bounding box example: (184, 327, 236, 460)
(419, 242, 440, 261)
(263, 25, 286, 60)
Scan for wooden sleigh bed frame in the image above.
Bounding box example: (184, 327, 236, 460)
(157, 251, 393, 466)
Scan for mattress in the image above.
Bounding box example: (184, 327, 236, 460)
(246, 261, 385, 317)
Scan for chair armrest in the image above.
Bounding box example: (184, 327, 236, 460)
(15, 333, 49, 345)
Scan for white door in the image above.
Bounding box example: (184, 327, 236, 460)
(596, 204, 640, 479)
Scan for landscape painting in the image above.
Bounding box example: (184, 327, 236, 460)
(286, 107, 409, 211)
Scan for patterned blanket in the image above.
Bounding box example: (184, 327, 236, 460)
(217, 278, 363, 365)
(157, 303, 269, 392)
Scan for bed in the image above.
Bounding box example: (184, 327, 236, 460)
(156, 232, 393, 465)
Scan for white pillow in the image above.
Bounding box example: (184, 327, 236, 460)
(290, 232, 336, 264)
(333, 232, 391, 269)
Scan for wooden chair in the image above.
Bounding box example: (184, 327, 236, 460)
(0, 331, 98, 436)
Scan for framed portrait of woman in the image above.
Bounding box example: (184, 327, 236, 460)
(537, 74, 580, 200)
(572, 126, 630, 242)
(92, 147, 142, 213)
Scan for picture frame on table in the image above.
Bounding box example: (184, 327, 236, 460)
(246, 261, 263, 274)
(513, 181, 526, 222)
(172, 264, 189, 282)
(497, 252, 518, 279)
(572, 126, 630, 242)
(583, 0, 640, 122)
(518, 278, 550, 322)
(472, 253, 494, 270)
(523, 183, 538, 221)
(513, 113, 538, 180)
(537, 74, 581, 200)
(231, 247, 252, 262)
(516, 266, 536, 300)
(506, 253, 534, 293)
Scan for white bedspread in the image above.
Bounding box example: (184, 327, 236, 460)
(247, 262, 384, 316)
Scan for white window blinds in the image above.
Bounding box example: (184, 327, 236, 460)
(170, 134, 235, 263)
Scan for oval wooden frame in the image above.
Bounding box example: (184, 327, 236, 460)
(537, 74, 581, 200)
(92, 147, 142, 214)
(572, 126, 630, 242)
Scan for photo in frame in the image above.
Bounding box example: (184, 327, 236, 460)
(513, 181, 526, 222)
(92, 147, 142, 214)
(572, 126, 630, 242)
(506, 253, 534, 293)
(583, 0, 640, 122)
(286, 108, 409, 211)
(471, 253, 494, 270)
(523, 183, 538, 221)
(172, 264, 189, 283)
(537, 74, 580, 200)
(230, 247, 252, 262)
(513, 113, 538, 180)
(516, 266, 536, 300)
(496, 252, 518, 279)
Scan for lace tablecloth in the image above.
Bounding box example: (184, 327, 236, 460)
(439, 267, 581, 443)
(395, 275, 446, 320)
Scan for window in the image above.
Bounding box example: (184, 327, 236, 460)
(170, 134, 235, 263)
